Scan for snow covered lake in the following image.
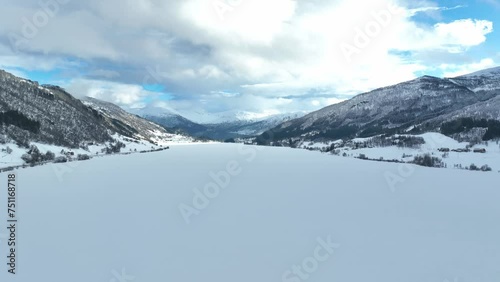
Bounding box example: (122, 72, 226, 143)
(1, 144, 499, 282)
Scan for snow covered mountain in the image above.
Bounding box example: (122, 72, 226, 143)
(0, 69, 187, 148)
(82, 97, 185, 144)
(0, 70, 112, 147)
(457, 65, 500, 79)
(142, 111, 306, 140)
(143, 113, 208, 136)
(447, 66, 500, 93)
(258, 67, 500, 145)
(221, 112, 306, 137)
(173, 109, 288, 125)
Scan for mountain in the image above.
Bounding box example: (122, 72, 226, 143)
(210, 112, 306, 138)
(141, 111, 306, 140)
(461, 66, 500, 77)
(447, 66, 500, 94)
(82, 97, 182, 144)
(258, 67, 500, 145)
(183, 110, 289, 125)
(0, 70, 111, 147)
(0, 69, 186, 149)
(142, 113, 208, 136)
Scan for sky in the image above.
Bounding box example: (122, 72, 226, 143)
(0, 0, 499, 121)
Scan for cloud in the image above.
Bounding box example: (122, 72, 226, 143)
(0, 43, 78, 71)
(433, 19, 493, 48)
(406, 4, 466, 19)
(440, 58, 496, 77)
(0, 0, 496, 116)
(87, 69, 121, 79)
(63, 79, 163, 109)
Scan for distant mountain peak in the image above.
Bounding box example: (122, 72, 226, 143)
(417, 75, 440, 80)
(459, 66, 500, 78)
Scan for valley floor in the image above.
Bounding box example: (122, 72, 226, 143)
(0, 144, 499, 282)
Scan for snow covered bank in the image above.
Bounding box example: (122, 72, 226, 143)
(303, 133, 500, 172)
(0, 133, 197, 170)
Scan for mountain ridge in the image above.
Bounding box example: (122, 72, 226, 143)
(258, 67, 500, 145)
(141, 111, 306, 140)
(0, 69, 187, 149)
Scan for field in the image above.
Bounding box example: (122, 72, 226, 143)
(1, 144, 499, 282)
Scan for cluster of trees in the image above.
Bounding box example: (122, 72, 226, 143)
(19, 139, 136, 166)
(102, 141, 126, 154)
(256, 124, 359, 146)
(77, 154, 91, 161)
(324, 135, 425, 153)
(363, 135, 425, 149)
(411, 154, 445, 168)
(468, 164, 492, 172)
(20, 145, 94, 165)
(0, 110, 41, 134)
(0, 134, 9, 144)
(441, 118, 500, 141)
(1, 146, 13, 154)
(21, 145, 55, 165)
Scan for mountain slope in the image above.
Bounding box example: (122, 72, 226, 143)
(0, 69, 187, 148)
(259, 69, 500, 144)
(82, 97, 183, 143)
(142, 111, 306, 140)
(143, 113, 209, 136)
(447, 66, 500, 94)
(0, 70, 112, 147)
(432, 94, 500, 122)
(207, 112, 306, 138)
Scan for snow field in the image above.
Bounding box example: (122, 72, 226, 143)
(0, 144, 499, 282)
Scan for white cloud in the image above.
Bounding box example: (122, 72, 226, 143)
(434, 19, 493, 47)
(0, 44, 77, 71)
(440, 58, 496, 77)
(0, 0, 496, 116)
(63, 79, 161, 109)
(181, 0, 297, 45)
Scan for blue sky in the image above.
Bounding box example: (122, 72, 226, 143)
(408, 0, 500, 77)
(0, 0, 499, 121)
